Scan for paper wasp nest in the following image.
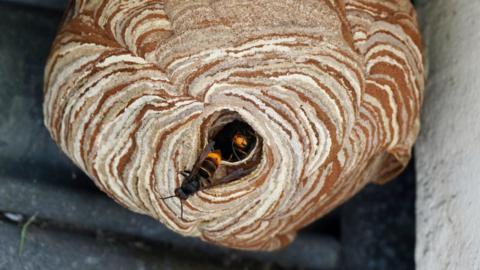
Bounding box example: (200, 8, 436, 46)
(44, 0, 424, 250)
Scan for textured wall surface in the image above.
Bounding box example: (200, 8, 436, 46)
(416, 0, 480, 269)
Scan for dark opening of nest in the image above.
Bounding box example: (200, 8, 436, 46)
(211, 120, 257, 163)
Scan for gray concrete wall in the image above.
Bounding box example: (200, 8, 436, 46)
(2, 0, 67, 9)
(416, 0, 480, 269)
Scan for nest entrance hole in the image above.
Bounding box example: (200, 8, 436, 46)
(203, 111, 262, 182)
(211, 120, 258, 163)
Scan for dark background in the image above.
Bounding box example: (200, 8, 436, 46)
(0, 1, 415, 269)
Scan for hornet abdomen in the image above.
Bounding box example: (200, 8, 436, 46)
(198, 150, 222, 188)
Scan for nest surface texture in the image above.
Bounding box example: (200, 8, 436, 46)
(43, 0, 424, 250)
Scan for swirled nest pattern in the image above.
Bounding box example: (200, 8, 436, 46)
(43, 0, 424, 250)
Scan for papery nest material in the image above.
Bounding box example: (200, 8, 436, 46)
(44, 0, 424, 251)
